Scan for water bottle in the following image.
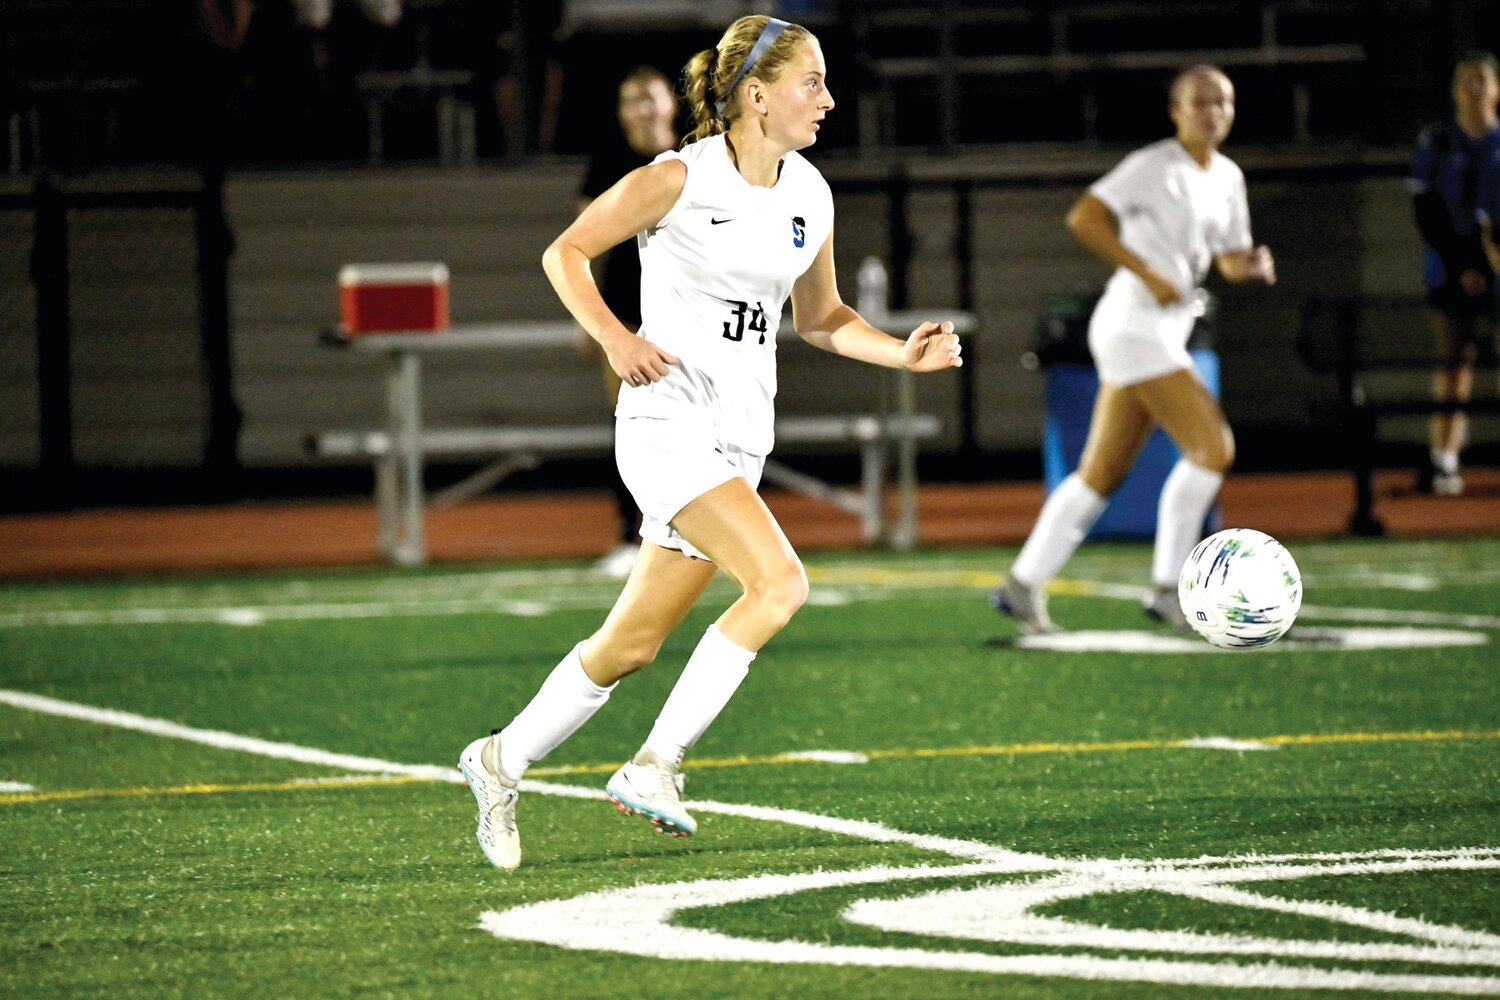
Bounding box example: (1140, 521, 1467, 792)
(857, 256, 889, 325)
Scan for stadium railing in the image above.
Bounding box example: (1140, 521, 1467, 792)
(1296, 295, 1500, 535)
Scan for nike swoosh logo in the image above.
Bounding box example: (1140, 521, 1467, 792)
(710, 217, 733, 225)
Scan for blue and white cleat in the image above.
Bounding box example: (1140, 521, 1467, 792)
(990, 577, 1059, 635)
(458, 733, 521, 869)
(604, 748, 697, 838)
(1142, 584, 1193, 634)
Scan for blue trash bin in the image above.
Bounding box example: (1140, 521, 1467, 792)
(1042, 349, 1221, 540)
(1031, 290, 1220, 541)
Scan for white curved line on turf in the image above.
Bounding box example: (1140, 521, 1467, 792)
(843, 853, 1500, 962)
(479, 851, 1500, 994)
(3, 688, 1497, 991)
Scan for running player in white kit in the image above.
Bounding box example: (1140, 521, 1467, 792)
(458, 14, 963, 869)
(993, 64, 1276, 635)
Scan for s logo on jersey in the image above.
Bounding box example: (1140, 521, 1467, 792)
(791, 216, 806, 248)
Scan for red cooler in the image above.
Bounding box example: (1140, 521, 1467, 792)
(338, 262, 450, 334)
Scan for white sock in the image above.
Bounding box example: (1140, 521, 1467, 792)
(498, 643, 614, 779)
(1151, 460, 1224, 587)
(643, 625, 755, 768)
(1432, 448, 1459, 476)
(1011, 473, 1108, 586)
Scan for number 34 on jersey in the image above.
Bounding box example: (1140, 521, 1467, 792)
(721, 299, 770, 344)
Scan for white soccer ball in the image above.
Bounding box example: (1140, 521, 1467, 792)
(1178, 528, 1302, 649)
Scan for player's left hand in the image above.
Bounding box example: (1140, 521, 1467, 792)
(1245, 245, 1276, 285)
(902, 320, 962, 372)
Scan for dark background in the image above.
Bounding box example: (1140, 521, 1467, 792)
(1, 1, 1496, 512)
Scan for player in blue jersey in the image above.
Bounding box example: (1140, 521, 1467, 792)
(457, 14, 962, 870)
(1409, 52, 1500, 496)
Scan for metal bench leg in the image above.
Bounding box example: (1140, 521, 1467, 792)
(375, 445, 398, 561)
(1348, 406, 1384, 537)
(860, 439, 885, 544)
(891, 371, 919, 550)
(386, 350, 427, 565)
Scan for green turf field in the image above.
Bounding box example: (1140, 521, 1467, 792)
(2, 538, 1497, 997)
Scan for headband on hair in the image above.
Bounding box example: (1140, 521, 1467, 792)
(715, 17, 791, 116)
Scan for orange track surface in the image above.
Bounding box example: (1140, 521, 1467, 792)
(1, 470, 1496, 580)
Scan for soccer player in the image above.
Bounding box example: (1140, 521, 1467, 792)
(458, 14, 962, 869)
(993, 64, 1275, 635)
(1410, 51, 1500, 497)
(576, 66, 679, 579)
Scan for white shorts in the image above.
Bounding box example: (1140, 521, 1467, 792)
(614, 414, 765, 563)
(1087, 278, 1198, 387)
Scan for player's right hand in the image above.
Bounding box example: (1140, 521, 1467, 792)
(1141, 270, 1184, 306)
(602, 328, 677, 387)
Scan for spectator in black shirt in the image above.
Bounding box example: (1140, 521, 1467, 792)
(578, 65, 679, 577)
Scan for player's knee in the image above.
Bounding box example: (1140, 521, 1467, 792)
(746, 562, 808, 629)
(1207, 437, 1235, 474)
(1178, 424, 1235, 474)
(1078, 461, 1127, 498)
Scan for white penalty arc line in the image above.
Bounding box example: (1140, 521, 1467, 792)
(6, 689, 1499, 993)
(480, 858, 1500, 995)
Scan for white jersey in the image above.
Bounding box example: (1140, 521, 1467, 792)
(1090, 137, 1253, 309)
(615, 133, 834, 456)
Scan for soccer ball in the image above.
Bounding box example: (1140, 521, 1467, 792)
(1178, 528, 1302, 649)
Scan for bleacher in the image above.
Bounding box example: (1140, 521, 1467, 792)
(0, 1, 1489, 513)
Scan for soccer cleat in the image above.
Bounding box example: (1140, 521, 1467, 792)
(604, 747, 697, 837)
(989, 577, 1059, 635)
(1142, 584, 1193, 633)
(458, 733, 521, 869)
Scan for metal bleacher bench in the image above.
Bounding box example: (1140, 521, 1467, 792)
(310, 312, 971, 565)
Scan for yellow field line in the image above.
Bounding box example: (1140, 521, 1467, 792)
(5, 729, 1495, 807)
(527, 728, 1500, 776)
(0, 774, 425, 807)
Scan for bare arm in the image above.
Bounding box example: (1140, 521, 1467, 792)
(1066, 192, 1183, 306)
(789, 227, 962, 372)
(543, 160, 686, 384)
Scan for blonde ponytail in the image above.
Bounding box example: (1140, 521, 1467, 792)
(680, 14, 816, 145)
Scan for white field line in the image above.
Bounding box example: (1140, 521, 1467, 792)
(2, 555, 1497, 630)
(3, 587, 1496, 632)
(484, 853, 1500, 994)
(1071, 580, 1500, 630)
(6, 688, 1498, 992)
(0, 689, 459, 783)
(0, 688, 1047, 865)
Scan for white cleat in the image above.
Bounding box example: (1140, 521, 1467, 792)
(1142, 584, 1193, 634)
(990, 577, 1060, 635)
(604, 748, 697, 838)
(458, 733, 521, 869)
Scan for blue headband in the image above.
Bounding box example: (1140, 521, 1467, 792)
(715, 18, 792, 116)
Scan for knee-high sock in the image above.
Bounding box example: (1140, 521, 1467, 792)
(1152, 460, 1224, 587)
(644, 625, 755, 768)
(498, 643, 614, 780)
(1010, 473, 1108, 586)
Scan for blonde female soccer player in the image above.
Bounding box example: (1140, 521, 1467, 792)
(994, 64, 1276, 635)
(458, 14, 962, 869)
